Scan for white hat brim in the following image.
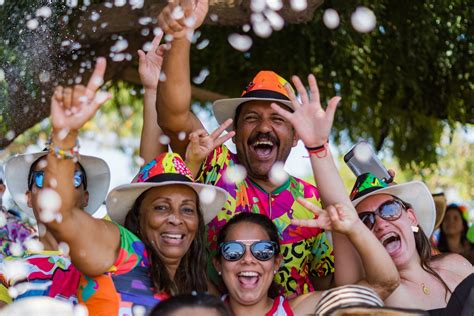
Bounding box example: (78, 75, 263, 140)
(351, 181, 436, 236)
(5, 152, 110, 218)
(213, 97, 294, 130)
(106, 181, 228, 225)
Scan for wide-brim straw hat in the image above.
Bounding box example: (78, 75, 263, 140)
(5, 151, 110, 218)
(212, 70, 294, 130)
(106, 152, 228, 225)
(350, 173, 436, 236)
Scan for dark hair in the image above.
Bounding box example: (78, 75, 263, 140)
(27, 155, 88, 190)
(150, 292, 231, 316)
(397, 198, 452, 300)
(216, 212, 281, 298)
(438, 204, 471, 253)
(124, 186, 208, 296)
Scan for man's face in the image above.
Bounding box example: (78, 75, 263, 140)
(26, 157, 89, 215)
(233, 101, 298, 181)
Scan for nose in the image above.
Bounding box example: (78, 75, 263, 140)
(256, 118, 273, 133)
(167, 212, 183, 225)
(373, 215, 390, 233)
(241, 245, 256, 264)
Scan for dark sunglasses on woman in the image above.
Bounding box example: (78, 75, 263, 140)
(358, 198, 407, 230)
(29, 170, 85, 190)
(219, 240, 279, 262)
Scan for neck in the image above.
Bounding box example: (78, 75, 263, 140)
(39, 230, 59, 251)
(248, 175, 282, 193)
(446, 234, 463, 252)
(163, 259, 181, 279)
(228, 296, 274, 316)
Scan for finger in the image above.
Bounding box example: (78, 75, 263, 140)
(138, 49, 146, 61)
(214, 131, 235, 147)
(283, 83, 300, 109)
(63, 87, 73, 111)
(53, 86, 64, 105)
(327, 205, 340, 223)
(296, 197, 322, 216)
(271, 103, 293, 121)
(308, 74, 320, 107)
(292, 75, 309, 106)
(71, 85, 87, 114)
(325, 96, 341, 124)
(91, 91, 112, 110)
(210, 118, 233, 139)
(150, 32, 164, 51)
(157, 44, 168, 57)
(181, 0, 193, 17)
(291, 218, 322, 228)
(388, 169, 396, 179)
(86, 57, 107, 98)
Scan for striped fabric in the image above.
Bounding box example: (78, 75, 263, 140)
(314, 285, 383, 315)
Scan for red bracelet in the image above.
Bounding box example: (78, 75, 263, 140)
(306, 142, 328, 158)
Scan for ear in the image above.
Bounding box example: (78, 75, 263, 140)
(0, 184, 6, 195)
(82, 190, 90, 208)
(26, 191, 33, 208)
(406, 207, 419, 226)
(292, 129, 299, 147)
(212, 256, 222, 276)
(274, 254, 283, 271)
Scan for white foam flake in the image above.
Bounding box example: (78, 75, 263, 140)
(38, 189, 61, 220)
(196, 39, 209, 50)
(2, 260, 28, 283)
(253, 19, 272, 38)
(224, 165, 247, 184)
(0, 68, 4, 81)
(6, 130, 15, 140)
(130, 0, 144, 9)
(250, 0, 266, 13)
(135, 156, 145, 167)
(110, 39, 129, 53)
(199, 187, 217, 205)
(269, 162, 288, 186)
(192, 68, 210, 85)
(178, 131, 186, 141)
(242, 24, 251, 33)
(26, 18, 39, 30)
(264, 9, 284, 31)
(90, 11, 100, 21)
(58, 242, 70, 256)
(351, 6, 377, 33)
(132, 305, 146, 316)
(290, 0, 307, 12)
(114, 0, 126, 7)
(24, 238, 45, 252)
(323, 9, 340, 29)
(266, 0, 283, 11)
(39, 71, 50, 83)
(66, 0, 78, 8)
(36, 6, 52, 19)
(353, 141, 372, 162)
(142, 41, 152, 52)
(10, 242, 24, 257)
(38, 223, 47, 237)
(159, 135, 171, 145)
(228, 33, 253, 52)
(138, 17, 152, 25)
(171, 6, 184, 20)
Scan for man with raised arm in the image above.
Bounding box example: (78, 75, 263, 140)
(154, 0, 335, 297)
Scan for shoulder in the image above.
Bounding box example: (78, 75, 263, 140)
(432, 253, 473, 281)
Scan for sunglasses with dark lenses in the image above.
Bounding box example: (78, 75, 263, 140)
(358, 199, 406, 230)
(30, 170, 84, 189)
(219, 240, 279, 262)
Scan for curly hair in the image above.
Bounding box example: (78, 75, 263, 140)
(124, 186, 208, 295)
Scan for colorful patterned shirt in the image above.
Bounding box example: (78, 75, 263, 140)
(0, 250, 80, 304)
(199, 145, 334, 298)
(224, 295, 294, 316)
(78, 223, 169, 316)
(0, 207, 37, 259)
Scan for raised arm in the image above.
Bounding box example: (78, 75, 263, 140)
(271, 75, 366, 286)
(291, 202, 399, 314)
(156, 0, 208, 156)
(138, 32, 168, 162)
(44, 58, 120, 276)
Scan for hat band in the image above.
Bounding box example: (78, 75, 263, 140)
(241, 89, 290, 101)
(145, 173, 193, 184)
(351, 186, 385, 201)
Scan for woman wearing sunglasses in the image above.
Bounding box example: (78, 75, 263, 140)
(347, 173, 473, 313)
(213, 208, 399, 316)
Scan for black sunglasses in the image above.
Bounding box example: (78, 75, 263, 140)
(29, 170, 85, 190)
(358, 199, 406, 230)
(219, 240, 279, 262)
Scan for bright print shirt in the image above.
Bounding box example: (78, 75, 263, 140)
(0, 208, 37, 259)
(224, 295, 294, 316)
(199, 145, 334, 298)
(0, 250, 80, 304)
(78, 224, 169, 316)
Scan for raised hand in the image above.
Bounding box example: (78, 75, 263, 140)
(292, 198, 360, 235)
(51, 57, 111, 133)
(158, 0, 209, 40)
(138, 32, 166, 90)
(185, 119, 235, 166)
(271, 74, 341, 148)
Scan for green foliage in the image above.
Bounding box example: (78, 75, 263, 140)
(193, 0, 473, 168)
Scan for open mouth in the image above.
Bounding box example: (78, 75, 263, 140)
(380, 232, 401, 255)
(161, 233, 185, 245)
(237, 271, 261, 289)
(251, 140, 276, 160)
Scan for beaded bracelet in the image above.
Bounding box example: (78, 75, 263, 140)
(46, 136, 80, 160)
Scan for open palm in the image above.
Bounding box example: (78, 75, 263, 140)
(271, 74, 341, 148)
(51, 57, 111, 132)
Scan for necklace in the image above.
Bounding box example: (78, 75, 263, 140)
(421, 283, 430, 295)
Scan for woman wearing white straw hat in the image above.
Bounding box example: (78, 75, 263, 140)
(39, 56, 228, 315)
